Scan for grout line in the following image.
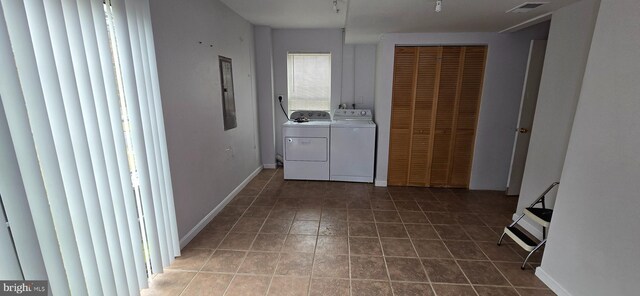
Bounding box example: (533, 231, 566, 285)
(470, 237, 524, 296)
(434, 224, 481, 296)
(304, 201, 323, 296)
(170, 271, 198, 296)
(263, 251, 283, 296)
(393, 190, 438, 296)
(212, 168, 279, 296)
(343, 199, 354, 296)
(371, 196, 398, 296)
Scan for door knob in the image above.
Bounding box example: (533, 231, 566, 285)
(518, 128, 529, 134)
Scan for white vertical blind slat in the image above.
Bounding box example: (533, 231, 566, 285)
(0, 101, 47, 280)
(140, 0, 181, 256)
(133, 0, 174, 264)
(126, 0, 170, 268)
(55, 0, 131, 294)
(1, 1, 80, 294)
(110, 0, 164, 273)
(76, 0, 142, 294)
(98, 0, 149, 289)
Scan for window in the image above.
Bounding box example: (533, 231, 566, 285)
(287, 53, 331, 114)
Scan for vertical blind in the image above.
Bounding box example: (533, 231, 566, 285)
(286, 53, 332, 112)
(0, 0, 179, 295)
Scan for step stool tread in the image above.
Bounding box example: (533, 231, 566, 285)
(525, 207, 553, 222)
(505, 226, 537, 251)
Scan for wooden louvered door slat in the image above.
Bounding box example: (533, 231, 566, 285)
(429, 47, 464, 187)
(407, 47, 441, 186)
(443, 47, 467, 187)
(449, 46, 487, 187)
(388, 47, 418, 186)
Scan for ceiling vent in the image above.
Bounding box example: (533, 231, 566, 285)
(507, 2, 548, 13)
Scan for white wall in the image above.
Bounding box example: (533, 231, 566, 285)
(373, 25, 549, 189)
(341, 44, 378, 110)
(149, 0, 260, 238)
(353, 45, 377, 110)
(516, 0, 600, 219)
(254, 26, 276, 167)
(341, 44, 355, 108)
(537, 1, 640, 295)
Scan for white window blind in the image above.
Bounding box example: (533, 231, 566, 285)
(287, 53, 332, 113)
(0, 0, 180, 295)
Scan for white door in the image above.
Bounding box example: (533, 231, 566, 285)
(506, 40, 547, 196)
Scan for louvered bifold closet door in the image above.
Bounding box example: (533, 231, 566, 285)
(388, 47, 418, 186)
(388, 46, 485, 188)
(429, 47, 464, 186)
(448, 46, 486, 186)
(407, 47, 441, 186)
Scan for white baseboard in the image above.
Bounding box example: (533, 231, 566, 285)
(179, 165, 263, 249)
(263, 163, 277, 169)
(374, 179, 387, 187)
(512, 213, 544, 240)
(536, 266, 573, 296)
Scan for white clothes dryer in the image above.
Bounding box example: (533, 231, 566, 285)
(282, 111, 331, 180)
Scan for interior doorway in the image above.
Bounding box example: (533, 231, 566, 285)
(506, 40, 548, 195)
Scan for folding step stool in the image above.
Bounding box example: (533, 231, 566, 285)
(498, 182, 559, 269)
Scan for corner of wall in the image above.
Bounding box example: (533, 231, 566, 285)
(179, 165, 263, 248)
(535, 267, 573, 296)
(374, 179, 387, 187)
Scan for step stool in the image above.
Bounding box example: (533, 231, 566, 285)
(498, 182, 559, 269)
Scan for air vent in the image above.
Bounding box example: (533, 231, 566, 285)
(507, 2, 548, 13)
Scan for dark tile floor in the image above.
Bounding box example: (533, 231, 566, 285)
(142, 168, 554, 296)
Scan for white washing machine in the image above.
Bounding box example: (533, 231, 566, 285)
(330, 109, 376, 183)
(283, 111, 331, 180)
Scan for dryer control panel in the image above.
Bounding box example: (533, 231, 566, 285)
(290, 110, 331, 121)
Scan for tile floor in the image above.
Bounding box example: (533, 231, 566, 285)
(142, 168, 554, 296)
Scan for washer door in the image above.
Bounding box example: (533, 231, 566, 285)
(285, 137, 328, 161)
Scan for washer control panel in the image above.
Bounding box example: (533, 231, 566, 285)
(332, 109, 373, 120)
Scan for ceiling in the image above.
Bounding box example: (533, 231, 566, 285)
(219, 0, 347, 29)
(220, 0, 582, 43)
